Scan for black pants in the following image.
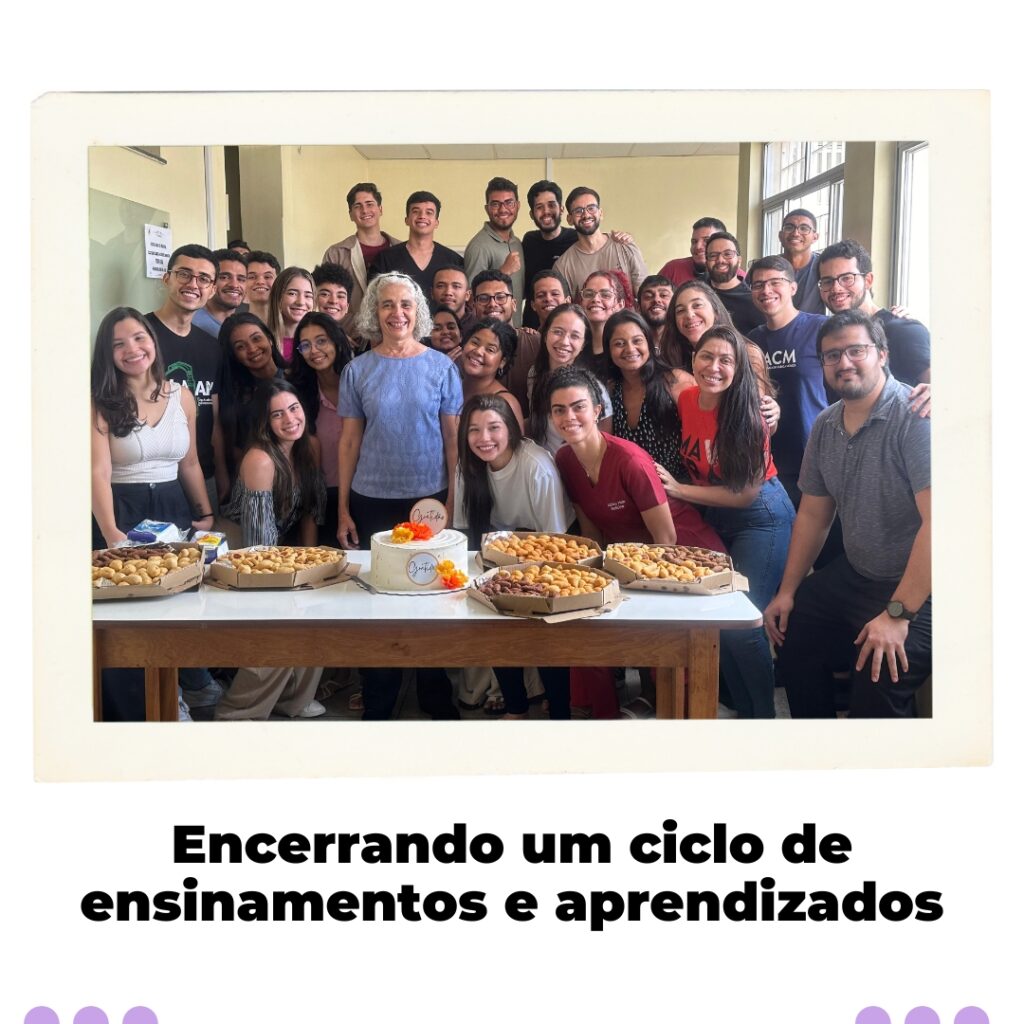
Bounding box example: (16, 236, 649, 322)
(494, 667, 570, 718)
(349, 488, 447, 545)
(91, 479, 192, 549)
(361, 668, 459, 721)
(778, 473, 845, 571)
(777, 554, 932, 718)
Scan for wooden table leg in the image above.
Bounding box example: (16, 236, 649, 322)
(145, 667, 180, 722)
(684, 628, 720, 719)
(655, 667, 685, 719)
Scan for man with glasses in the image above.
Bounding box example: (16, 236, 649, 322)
(746, 255, 829, 507)
(193, 248, 248, 339)
(659, 216, 735, 287)
(468, 270, 541, 415)
(146, 243, 228, 505)
(764, 309, 931, 719)
(371, 190, 463, 297)
(818, 239, 931, 385)
(323, 183, 402, 331)
(553, 186, 647, 299)
(704, 232, 765, 336)
(464, 177, 525, 327)
(779, 208, 826, 314)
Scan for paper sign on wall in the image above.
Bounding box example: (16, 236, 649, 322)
(144, 223, 172, 278)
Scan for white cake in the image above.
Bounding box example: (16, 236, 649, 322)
(369, 529, 469, 591)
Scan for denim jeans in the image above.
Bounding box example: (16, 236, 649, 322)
(705, 476, 795, 718)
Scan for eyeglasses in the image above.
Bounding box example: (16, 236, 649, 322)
(297, 337, 333, 354)
(819, 343, 878, 366)
(487, 198, 518, 210)
(172, 268, 215, 287)
(750, 277, 792, 292)
(782, 223, 815, 235)
(569, 203, 599, 217)
(580, 288, 617, 301)
(706, 250, 739, 262)
(818, 272, 864, 290)
(475, 292, 512, 305)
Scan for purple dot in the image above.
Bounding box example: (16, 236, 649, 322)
(24, 1009, 60, 1024)
(74, 1010, 110, 1024)
(954, 1009, 989, 1024)
(856, 1009, 892, 1024)
(905, 1009, 940, 1024)
(123, 1010, 158, 1024)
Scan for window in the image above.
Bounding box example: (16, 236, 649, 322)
(893, 142, 929, 320)
(761, 142, 845, 255)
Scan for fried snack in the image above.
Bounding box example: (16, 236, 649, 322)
(605, 543, 729, 582)
(215, 546, 344, 575)
(485, 533, 598, 563)
(477, 563, 612, 598)
(91, 545, 203, 587)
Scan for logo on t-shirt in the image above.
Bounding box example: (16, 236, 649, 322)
(607, 500, 626, 512)
(767, 349, 797, 368)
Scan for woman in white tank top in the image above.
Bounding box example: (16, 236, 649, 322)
(91, 307, 214, 547)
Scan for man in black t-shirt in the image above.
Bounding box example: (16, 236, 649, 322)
(146, 243, 227, 504)
(705, 231, 767, 338)
(521, 180, 578, 328)
(818, 239, 931, 385)
(370, 191, 463, 296)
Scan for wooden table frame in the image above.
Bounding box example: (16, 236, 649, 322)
(93, 618, 735, 722)
(93, 557, 762, 722)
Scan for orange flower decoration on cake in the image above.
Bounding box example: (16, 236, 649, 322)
(390, 521, 433, 543)
(437, 560, 468, 589)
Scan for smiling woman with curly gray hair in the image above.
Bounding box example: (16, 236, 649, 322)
(353, 271, 434, 344)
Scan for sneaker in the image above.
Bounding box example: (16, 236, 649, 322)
(182, 679, 225, 709)
(287, 700, 326, 719)
(178, 694, 193, 722)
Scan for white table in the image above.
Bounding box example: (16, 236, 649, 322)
(92, 552, 763, 721)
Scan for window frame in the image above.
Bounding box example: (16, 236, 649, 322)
(891, 140, 929, 310)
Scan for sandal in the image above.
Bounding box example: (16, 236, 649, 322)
(483, 695, 506, 716)
(348, 690, 364, 712)
(457, 697, 486, 711)
(619, 697, 655, 719)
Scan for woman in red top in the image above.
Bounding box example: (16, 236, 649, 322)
(550, 365, 721, 550)
(656, 325, 796, 718)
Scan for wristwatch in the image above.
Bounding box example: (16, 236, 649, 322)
(886, 600, 917, 622)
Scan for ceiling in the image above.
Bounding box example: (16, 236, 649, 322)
(350, 142, 740, 161)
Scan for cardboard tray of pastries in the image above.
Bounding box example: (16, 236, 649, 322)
(480, 530, 602, 568)
(468, 560, 620, 618)
(91, 542, 205, 600)
(602, 543, 746, 595)
(208, 545, 348, 589)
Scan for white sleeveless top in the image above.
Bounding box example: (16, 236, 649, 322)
(108, 383, 190, 484)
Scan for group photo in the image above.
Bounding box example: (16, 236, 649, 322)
(86, 128, 934, 730)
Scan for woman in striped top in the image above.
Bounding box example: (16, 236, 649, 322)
(222, 381, 325, 547)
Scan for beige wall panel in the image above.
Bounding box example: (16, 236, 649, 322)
(238, 145, 285, 260)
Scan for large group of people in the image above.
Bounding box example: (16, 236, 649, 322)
(91, 174, 933, 723)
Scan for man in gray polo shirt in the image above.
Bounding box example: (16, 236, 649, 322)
(764, 309, 931, 718)
(464, 176, 525, 326)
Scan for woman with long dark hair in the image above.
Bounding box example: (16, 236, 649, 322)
(216, 380, 327, 720)
(221, 380, 325, 548)
(660, 280, 780, 431)
(455, 394, 573, 719)
(218, 312, 287, 491)
(287, 311, 352, 545)
(459, 317, 524, 430)
(527, 302, 612, 456)
(656, 325, 795, 718)
(91, 307, 212, 548)
(604, 309, 693, 483)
